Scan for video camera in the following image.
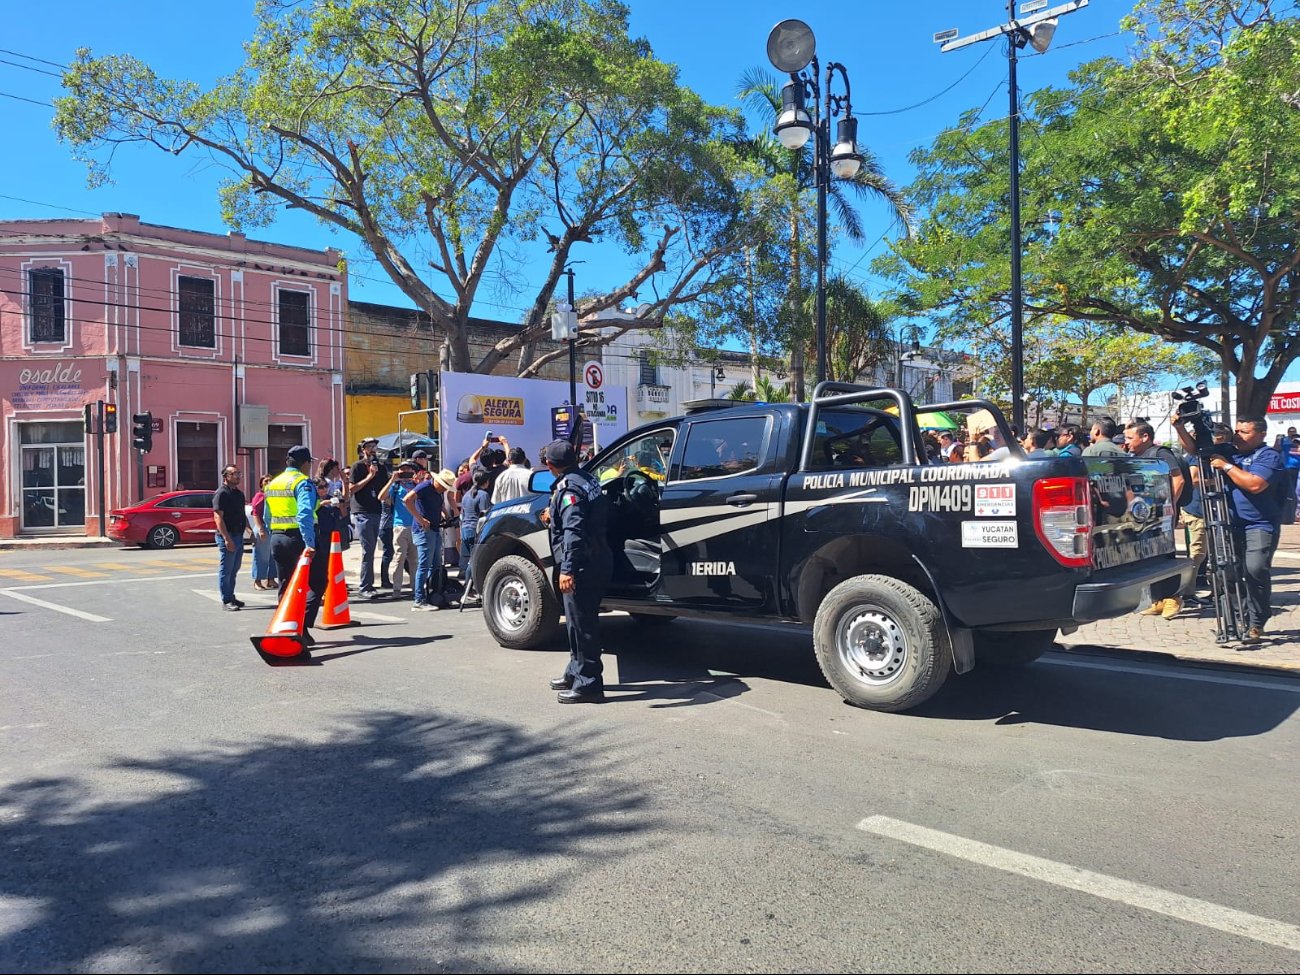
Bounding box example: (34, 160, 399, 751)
(1172, 380, 1215, 452)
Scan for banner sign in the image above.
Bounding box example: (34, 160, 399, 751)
(1268, 392, 1300, 414)
(440, 371, 627, 469)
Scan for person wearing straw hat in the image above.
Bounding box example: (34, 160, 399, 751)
(404, 467, 458, 611)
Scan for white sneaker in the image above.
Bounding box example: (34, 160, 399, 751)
(412, 603, 434, 612)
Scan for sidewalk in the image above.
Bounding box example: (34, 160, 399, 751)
(1057, 523, 1300, 673)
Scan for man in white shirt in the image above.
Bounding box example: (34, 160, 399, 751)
(491, 447, 533, 504)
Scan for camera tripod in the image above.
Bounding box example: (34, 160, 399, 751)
(1195, 455, 1251, 644)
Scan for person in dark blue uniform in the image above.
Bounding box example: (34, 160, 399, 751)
(540, 439, 612, 704)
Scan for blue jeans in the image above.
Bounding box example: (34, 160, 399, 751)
(217, 534, 246, 604)
(460, 531, 477, 591)
(412, 525, 442, 606)
(250, 531, 275, 585)
(355, 511, 380, 591)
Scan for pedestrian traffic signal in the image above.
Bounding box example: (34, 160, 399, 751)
(132, 411, 154, 452)
(103, 403, 118, 434)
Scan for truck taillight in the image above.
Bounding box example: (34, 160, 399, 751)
(1033, 476, 1092, 568)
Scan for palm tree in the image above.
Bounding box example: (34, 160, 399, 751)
(737, 67, 914, 400)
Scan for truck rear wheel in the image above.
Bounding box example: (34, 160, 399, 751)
(813, 574, 952, 713)
(973, 629, 1056, 667)
(481, 555, 562, 650)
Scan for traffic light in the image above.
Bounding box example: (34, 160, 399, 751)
(84, 403, 94, 434)
(103, 403, 118, 434)
(132, 411, 154, 452)
(410, 372, 422, 410)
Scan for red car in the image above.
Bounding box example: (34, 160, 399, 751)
(108, 491, 217, 549)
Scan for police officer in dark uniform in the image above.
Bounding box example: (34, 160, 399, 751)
(541, 439, 612, 703)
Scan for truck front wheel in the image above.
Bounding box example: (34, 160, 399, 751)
(973, 629, 1057, 667)
(813, 574, 952, 713)
(481, 555, 562, 650)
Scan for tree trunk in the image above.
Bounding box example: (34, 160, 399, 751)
(788, 208, 805, 402)
(1220, 355, 1233, 428)
(745, 247, 761, 388)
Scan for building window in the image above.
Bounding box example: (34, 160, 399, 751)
(28, 267, 65, 344)
(639, 351, 658, 386)
(178, 276, 216, 348)
(952, 379, 974, 400)
(279, 290, 311, 357)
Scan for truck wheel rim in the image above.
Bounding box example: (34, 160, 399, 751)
(494, 575, 530, 631)
(836, 608, 907, 686)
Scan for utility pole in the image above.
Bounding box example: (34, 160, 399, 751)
(937, 0, 1089, 431)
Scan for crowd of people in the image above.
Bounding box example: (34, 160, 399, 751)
(928, 413, 1296, 642)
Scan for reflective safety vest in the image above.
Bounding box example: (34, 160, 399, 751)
(265, 468, 310, 531)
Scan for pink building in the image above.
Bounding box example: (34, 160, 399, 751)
(0, 213, 346, 538)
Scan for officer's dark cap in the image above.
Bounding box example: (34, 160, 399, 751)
(287, 444, 312, 464)
(542, 440, 577, 467)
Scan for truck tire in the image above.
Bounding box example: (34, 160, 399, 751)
(813, 574, 952, 713)
(973, 629, 1056, 667)
(481, 555, 562, 650)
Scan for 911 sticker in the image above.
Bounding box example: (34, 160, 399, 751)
(974, 483, 1017, 517)
(961, 520, 1019, 548)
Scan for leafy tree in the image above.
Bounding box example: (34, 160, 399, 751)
(55, 0, 772, 375)
(879, 1, 1300, 417)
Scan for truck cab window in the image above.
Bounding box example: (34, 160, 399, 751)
(812, 408, 904, 470)
(678, 417, 768, 481)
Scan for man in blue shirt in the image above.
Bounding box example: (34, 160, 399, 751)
(1206, 418, 1284, 642)
(403, 468, 456, 611)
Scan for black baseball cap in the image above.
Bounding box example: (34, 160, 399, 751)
(411, 449, 429, 460)
(541, 440, 577, 466)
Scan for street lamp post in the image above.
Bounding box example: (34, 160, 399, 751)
(766, 19, 863, 390)
(937, 0, 1088, 431)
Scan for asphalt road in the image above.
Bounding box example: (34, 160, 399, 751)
(2, 545, 1298, 973)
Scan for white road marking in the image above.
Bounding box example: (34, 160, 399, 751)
(0, 589, 111, 622)
(189, 590, 405, 623)
(857, 815, 1300, 953)
(1044, 653, 1300, 692)
(3, 574, 208, 591)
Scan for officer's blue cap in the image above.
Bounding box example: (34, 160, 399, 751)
(287, 444, 312, 464)
(542, 440, 577, 467)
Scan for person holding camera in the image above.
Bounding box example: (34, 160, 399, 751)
(1174, 414, 1284, 643)
(403, 467, 457, 611)
(379, 461, 419, 598)
(349, 437, 388, 601)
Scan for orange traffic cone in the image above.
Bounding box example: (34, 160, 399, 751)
(319, 531, 359, 629)
(250, 551, 312, 664)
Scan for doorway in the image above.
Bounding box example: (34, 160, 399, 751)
(175, 422, 218, 491)
(19, 421, 86, 533)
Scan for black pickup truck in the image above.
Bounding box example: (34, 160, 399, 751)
(470, 384, 1194, 712)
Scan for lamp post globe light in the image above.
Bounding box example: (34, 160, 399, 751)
(766, 18, 863, 391)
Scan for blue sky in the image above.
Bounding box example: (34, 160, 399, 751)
(0, 0, 1132, 323)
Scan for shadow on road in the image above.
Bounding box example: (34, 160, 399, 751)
(913, 650, 1299, 740)
(0, 711, 654, 972)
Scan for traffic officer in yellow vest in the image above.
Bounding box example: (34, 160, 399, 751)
(265, 444, 328, 646)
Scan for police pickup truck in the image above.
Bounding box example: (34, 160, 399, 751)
(471, 384, 1194, 712)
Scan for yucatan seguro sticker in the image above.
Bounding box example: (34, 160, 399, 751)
(974, 483, 1016, 517)
(961, 520, 1019, 548)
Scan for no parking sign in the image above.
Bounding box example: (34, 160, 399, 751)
(583, 361, 604, 391)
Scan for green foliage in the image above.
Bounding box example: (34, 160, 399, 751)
(55, 0, 776, 375)
(879, 4, 1300, 416)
